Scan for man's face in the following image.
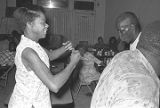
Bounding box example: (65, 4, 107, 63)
(117, 18, 135, 44)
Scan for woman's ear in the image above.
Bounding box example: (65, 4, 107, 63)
(26, 22, 33, 29)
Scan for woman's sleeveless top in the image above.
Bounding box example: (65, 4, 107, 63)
(8, 35, 51, 108)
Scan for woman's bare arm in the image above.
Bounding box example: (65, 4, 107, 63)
(45, 47, 66, 61)
(45, 41, 73, 61)
(22, 48, 79, 93)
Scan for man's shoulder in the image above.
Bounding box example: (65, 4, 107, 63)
(106, 50, 140, 71)
(113, 50, 132, 60)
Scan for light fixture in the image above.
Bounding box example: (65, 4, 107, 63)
(37, 0, 68, 9)
(47, 0, 54, 8)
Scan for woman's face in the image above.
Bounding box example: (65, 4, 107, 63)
(30, 12, 49, 39)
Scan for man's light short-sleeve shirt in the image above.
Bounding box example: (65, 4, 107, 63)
(91, 49, 160, 108)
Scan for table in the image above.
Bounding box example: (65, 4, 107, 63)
(50, 88, 73, 105)
(50, 62, 73, 105)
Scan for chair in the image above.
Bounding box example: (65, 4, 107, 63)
(78, 41, 88, 48)
(0, 65, 15, 87)
(48, 34, 64, 50)
(74, 74, 94, 99)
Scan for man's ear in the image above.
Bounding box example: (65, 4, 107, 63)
(130, 24, 135, 31)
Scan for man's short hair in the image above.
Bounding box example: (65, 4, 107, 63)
(137, 20, 160, 56)
(116, 11, 141, 33)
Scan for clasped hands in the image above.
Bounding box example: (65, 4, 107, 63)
(62, 41, 81, 64)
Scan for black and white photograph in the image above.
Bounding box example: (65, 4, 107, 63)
(0, 0, 159, 108)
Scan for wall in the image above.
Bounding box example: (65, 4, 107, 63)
(0, 0, 17, 34)
(44, 0, 106, 46)
(0, 0, 6, 17)
(0, 0, 6, 33)
(104, 0, 160, 43)
(0, 0, 105, 46)
(2, 0, 160, 44)
(94, 0, 106, 41)
(0, 0, 37, 34)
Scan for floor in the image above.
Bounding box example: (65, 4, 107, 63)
(0, 67, 92, 108)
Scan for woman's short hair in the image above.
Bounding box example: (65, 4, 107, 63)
(13, 5, 44, 33)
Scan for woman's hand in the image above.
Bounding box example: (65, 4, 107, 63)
(62, 41, 74, 51)
(99, 61, 105, 66)
(70, 50, 81, 65)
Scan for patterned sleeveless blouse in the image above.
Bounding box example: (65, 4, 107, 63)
(8, 35, 51, 108)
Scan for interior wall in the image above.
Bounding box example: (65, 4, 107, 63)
(104, 0, 160, 43)
(0, 0, 6, 22)
(3, 0, 160, 45)
(0, 0, 18, 34)
(1, 0, 105, 46)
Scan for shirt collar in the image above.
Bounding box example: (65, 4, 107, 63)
(130, 32, 141, 50)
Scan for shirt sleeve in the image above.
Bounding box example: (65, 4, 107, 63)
(89, 53, 102, 64)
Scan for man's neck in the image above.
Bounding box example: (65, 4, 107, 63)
(132, 32, 141, 43)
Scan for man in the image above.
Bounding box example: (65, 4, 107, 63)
(116, 11, 141, 50)
(90, 20, 160, 108)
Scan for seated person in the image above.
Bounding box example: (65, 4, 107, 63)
(108, 36, 118, 55)
(94, 37, 108, 60)
(0, 42, 16, 66)
(77, 45, 103, 85)
(102, 37, 118, 66)
(94, 36, 106, 49)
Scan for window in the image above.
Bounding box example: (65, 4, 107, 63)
(74, 1, 95, 11)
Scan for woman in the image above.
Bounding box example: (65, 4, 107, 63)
(8, 5, 81, 108)
(108, 36, 118, 53)
(77, 46, 102, 85)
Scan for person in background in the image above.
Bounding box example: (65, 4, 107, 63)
(108, 36, 118, 54)
(102, 37, 118, 66)
(116, 11, 142, 50)
(0, 41, 16, 66)
(77, 45, 103, 91)
(94, 36, 107, 60)
(94, 36, 106, 49)
(8, 5, 81, 108)
(90, 20, 160, 108)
